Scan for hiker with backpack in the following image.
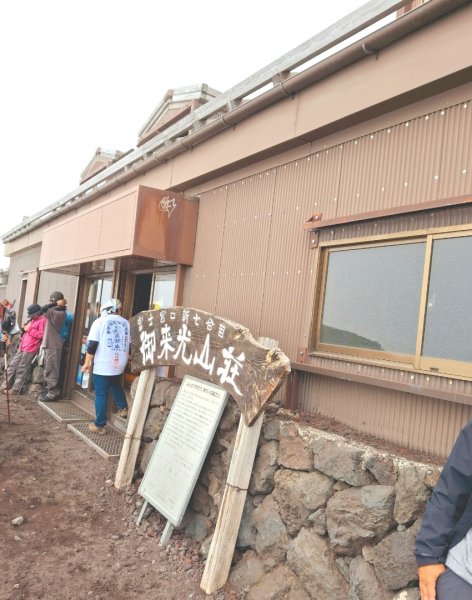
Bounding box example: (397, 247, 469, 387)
(1, 299, 22, 362)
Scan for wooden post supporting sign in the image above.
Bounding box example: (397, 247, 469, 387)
(115, 367, 156, 489)
(200, 336, 278, 594)
(200, 410, 264, 592)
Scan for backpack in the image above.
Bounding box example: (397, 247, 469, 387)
(2, 309, 15, 333)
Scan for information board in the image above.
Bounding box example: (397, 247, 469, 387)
(138, 375, 227, 526)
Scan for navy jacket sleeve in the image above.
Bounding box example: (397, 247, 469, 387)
(415, 420, 472, 566)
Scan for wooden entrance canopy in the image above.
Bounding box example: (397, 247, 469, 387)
(39, 185, 198, 272)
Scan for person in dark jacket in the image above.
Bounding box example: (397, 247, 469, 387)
(38, 291, 66, 402)
(1, 299, 22, 366)
(415, 420, 472, 599)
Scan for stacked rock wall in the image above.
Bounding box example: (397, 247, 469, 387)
(137, 379, 442, 600)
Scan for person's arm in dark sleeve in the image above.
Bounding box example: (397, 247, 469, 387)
(416, 421, 472, 566)
(416, 423, 472, 599)
(40, 302, 55, 313)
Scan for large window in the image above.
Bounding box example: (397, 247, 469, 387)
(315, 231, 472, 378)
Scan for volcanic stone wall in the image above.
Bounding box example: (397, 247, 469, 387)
(137, 378, 440, 600)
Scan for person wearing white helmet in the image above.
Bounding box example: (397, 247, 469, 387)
(81, 298, 130, 435)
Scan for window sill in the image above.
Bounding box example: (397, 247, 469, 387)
(310, 349, 414, 371)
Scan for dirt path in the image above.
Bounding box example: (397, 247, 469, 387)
(0, 397, 245, 600)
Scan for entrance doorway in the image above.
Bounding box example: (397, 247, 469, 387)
(127, 269, 176, 384)
(71, 267, 177, 430)
(132, 274, 152, 315)
(131, 270, 176, 316)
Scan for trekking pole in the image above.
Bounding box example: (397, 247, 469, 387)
(14, 353, 38, 397)
(2, 341, 10, 425)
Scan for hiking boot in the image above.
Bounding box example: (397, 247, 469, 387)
(88, 422, 106, 435)
(116, 408, 128, 419)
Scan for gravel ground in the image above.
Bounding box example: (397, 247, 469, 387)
(0, 395, 246, 600)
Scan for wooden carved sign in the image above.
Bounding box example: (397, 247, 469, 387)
(130, 306, 291, 425)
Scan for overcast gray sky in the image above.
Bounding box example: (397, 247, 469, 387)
(0, 0, 370, 267)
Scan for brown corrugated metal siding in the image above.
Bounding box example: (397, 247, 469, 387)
(184, 95, 472, 457)
(296, 371, 472, 458)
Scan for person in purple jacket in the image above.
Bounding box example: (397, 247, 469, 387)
(2, 303, 46, 394)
